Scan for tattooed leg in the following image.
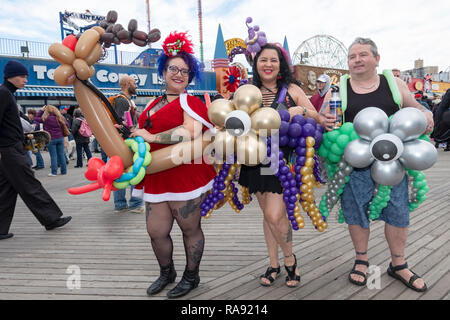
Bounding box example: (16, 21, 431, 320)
(145, 201, 175, 267)
(170, 194, 206, 271)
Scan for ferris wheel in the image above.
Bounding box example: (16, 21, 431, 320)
(292, 35, 348, 69)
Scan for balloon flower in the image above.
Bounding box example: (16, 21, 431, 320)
(318, 107, 437, 223)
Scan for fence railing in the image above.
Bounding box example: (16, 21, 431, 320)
(0, 37, 141, 65)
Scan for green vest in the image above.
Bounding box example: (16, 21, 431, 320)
(339, 69, 403, 122)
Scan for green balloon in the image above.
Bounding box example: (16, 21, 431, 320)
(350, 130, 360, 141)
(414, 180, 427, 189)
(336, 134, 350, 149)
(331, 143, 344, 155)
(415, 172, 425, 181)
(326, 130, 340, 142)
(318, 146, 329, 158)
(340, 122, 354, 136)
(323, 138, 333, 149)
(328, 152, 342, 163)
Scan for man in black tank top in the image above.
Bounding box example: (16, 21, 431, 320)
(323, 38, 434, 293)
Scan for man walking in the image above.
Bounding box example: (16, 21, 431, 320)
(0, 60, 72, 240)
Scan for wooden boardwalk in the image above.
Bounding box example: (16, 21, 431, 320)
(0, 149, 449, 300)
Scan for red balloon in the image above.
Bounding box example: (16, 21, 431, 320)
(62, 35, 78, 51)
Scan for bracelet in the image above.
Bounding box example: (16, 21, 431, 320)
(302, 106, 307, 116)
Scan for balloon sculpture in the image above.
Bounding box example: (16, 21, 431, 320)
(244, 17, 267, 62)
(318, 107, 437, 222)
(201, 84, 281, 218)
(273, 111, 326, 231)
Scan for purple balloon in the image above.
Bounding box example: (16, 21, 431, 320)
(279, 121, 289, 136)
(282, 181, 290, 189)
(279, 110, 290, 122)
(314, 130, 323, 145)
(290, 187, 298, 195)
(288, 123, 302, 138)
(287, 203, 296, 210)
(283, 189, 291, 197)
(279, 150, 285, 160)
(292, 115, 306, 126)
(302, 123, 316, 137)
(280, 166, 290, 175)
(289, 195, 297, 203)
(297, 137, 306, 147)
(288, 137, 298, 148)
(316, 124, 324, 132)
(279, 135, 289, 147)
(296, 156, 306, 166)
(295, 147, 306, 156)
(305, 117, 317, 127)
(279, 174, 287, 182)
(279, 159, 286, 167)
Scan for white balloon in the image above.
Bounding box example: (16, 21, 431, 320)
(389, 107, 427, 142)
(353, 107, 389, 141)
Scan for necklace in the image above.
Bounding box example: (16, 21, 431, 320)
(262, 85, 278, 93)
(353, 76, 379, 90)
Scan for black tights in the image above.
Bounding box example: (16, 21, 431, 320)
(145, 194, 206, 271)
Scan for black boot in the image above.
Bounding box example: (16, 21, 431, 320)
(147, 262, 176, 295)
(167, 267, 200, 299)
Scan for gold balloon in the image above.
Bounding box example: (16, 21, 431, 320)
(300, 167, 313, 175)
(302, 174, 314, 184)
(306, 137, 316, 148)
(233, 84, 262, 115)
(306, 147, 315, 158)
(213, 130, 236, 160)
(250, 107, 281, 137)
(300, 184, 311, 194)
(208, 99, 235, 127)
(235, 132, 267, 166)
(304, 158, 315, 168)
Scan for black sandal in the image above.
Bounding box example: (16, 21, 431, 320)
(259, 266, 281, 287)
(284, 254, 301, 288)
(348, 260, 369, 286)
(387, 262, 427, 292)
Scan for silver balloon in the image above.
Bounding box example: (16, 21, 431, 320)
(371, 160, 405, 186)
(399, 139, 438, 171)
(344, 139, 374, 168)
(353, 107, 389, 141)
(344, 166, 354, 176)
(389, 107, 427, 142)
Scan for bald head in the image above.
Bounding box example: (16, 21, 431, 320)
(119, 75, 137, 96)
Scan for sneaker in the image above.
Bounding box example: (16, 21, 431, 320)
(0, 233, 14, 240)
(114, 207, 129, 214)
(48, 173, 57, 177)
(129, 207, 144, 214)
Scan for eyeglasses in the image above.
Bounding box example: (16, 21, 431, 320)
(167, 65, 190, 77)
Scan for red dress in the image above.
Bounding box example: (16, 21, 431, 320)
(133, 94, 216, 202)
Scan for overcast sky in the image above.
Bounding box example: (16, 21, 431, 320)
(1, 0, 449, 73)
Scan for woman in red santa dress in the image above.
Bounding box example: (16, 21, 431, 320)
(131, 32, 216, 299)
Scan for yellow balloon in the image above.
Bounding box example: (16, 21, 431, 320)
(250, 107, 281, 137)
(208, 99, 235, 127)
(306, 137, 316, 148)
(300, 184, 311, 194)
(233, 84, 262, 115)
